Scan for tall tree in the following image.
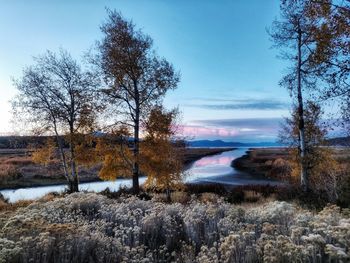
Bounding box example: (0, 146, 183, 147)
(98, 10, 180, 193)
(13, 49, 100, 192)
(269, 0, 321, 191)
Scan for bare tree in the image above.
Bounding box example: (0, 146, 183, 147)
(13, 49, 101, 192)
(97, 10, 180, 193)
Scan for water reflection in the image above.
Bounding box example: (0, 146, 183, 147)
(184, 148, 247, 182)
(1, 177, 147, 203)
(185, 148, 283, 187)
(193, 156, 233, 167)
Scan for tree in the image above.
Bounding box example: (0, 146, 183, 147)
(141, 106, 184, 202)
(269, 0, 322, 191)
(279, 101, 340, 200)
(13, 49, 101, 192)
(98, 10, 180, 193)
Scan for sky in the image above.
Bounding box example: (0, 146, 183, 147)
(0, 0, 293, 142)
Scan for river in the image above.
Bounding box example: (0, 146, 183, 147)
(0, 148, 281, 202)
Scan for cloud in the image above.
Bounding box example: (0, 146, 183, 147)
(180, 117, 283, 142)
(185, 98, 289, 110)
(193, 118, 282, 130)
(180, 125, 239, 138)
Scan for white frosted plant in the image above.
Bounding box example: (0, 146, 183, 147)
(0, 192, 349, 262)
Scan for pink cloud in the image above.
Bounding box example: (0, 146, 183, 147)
(179, 125, 239, 138)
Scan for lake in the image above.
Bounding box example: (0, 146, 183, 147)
(0, 148, 281, 202)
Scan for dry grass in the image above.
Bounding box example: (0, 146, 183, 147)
(171, 191, 191, 204)
(36, 192, 62, 203)
(0, 163, 21, 183)
(0, 199, 33, 212)
(2, 156, 34, 166)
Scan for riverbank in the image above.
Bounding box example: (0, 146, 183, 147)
(231, 147, 290, 178)
(232, 147, 350, 179)
(0, 147, 235, 190)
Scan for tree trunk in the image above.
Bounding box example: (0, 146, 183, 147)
(132, 87, 140, 194)
(166, 188, 171, 203)
(297, 26, 308, 192)
(53, 120, 73, 192)
(69, 129, 79, 193)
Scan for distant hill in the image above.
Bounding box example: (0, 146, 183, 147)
(327, 136, 350, 146)
(187, 140, 282, 148)
(189, 137, 350, 148)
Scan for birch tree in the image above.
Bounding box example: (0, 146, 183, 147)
(13, 49, 100, 192)
(98, 10, 180, 193)
(269, 0, 322, 191)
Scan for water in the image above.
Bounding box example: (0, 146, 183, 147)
(1, 148, 280, 202)
(1, 177, 148, 203)
(184, 148, 281, 186)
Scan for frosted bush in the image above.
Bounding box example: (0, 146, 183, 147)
(0, 238, 22, 263)
(0, 192, 349, 262)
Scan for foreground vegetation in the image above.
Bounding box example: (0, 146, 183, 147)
(0, 191, 349, 263)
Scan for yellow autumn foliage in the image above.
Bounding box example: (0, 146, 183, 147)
(95, 128, 134, 181)
(140, 106, 183, 192)
(32, 138, 56, 166)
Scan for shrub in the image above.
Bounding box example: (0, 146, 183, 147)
(100, 186, 152, 201)
(199, 193, 220, 203)
(0, 164, 22, 183)
(225, 188, 245, 204)
(185, 183, 227, 195)
(1, 192, 350, 262)
(337, 166, 350, 208)
(268, 158, 293, 180)
(171, 191, 190, 204)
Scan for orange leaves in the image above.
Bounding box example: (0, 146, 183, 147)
(141, 139, 183, 191)
(99, 152, 133, 181)
(143, 105, 177, 140)
(140, 106, 183, 192)
(95, 134, 133, 181)
(73, 136, 95, 167)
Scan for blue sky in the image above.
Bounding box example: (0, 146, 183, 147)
(0, 0, 293, 142)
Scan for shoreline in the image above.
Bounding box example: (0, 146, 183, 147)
(0, 147, 236, 191)
(231, 147, 290, 178)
